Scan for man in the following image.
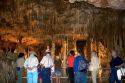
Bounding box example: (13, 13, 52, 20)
(40, 49, 54, 83)
(67, 50, 75, 83)
(109, 50, 124, 83)
(74, 49, 88, 83)
(24, 51, 39, 83)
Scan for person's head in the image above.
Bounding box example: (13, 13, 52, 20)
(29, 51, 37, 57)
(77, 48, 85, 57)
(91, 51, 97, 58)
(55, 55, 60, 60)
(111, 49, 118, 58)
(70, 50, 75, 56)
(18, 53, 25, 58)
(45, 49, 51, 55)
(77, 48, 81, 53)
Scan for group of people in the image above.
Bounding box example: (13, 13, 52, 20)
(67, 49, 97, 83)
(67, 49, 125, 83)
(16, 47, 125, 83)
(16, 48, 54, 83)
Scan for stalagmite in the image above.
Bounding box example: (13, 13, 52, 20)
(62, 40, 67, 76)
(51, 41, 55, 58)
(0, 53, 17, 83)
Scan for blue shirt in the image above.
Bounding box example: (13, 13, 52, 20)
(73, 54, 87, 72)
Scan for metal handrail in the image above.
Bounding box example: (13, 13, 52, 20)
(22, 67, 111, 79)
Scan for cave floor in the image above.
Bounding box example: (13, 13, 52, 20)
(22, 78, 109, 83)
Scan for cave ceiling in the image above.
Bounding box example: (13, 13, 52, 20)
(69, 0, 125, 9)
(0, 0, 125, 46)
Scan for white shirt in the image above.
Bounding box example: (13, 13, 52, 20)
(40, 54, 54, 68)
(24, 54, 39, 73)
(117, 68, 125, 80)
(16, 58, 25, 68)
(90, 56, 99, 70)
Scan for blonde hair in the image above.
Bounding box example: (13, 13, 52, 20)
(91, 51, 97, 57)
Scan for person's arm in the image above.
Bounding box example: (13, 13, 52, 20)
(67, 57, 69, 65)
(16, 59, 18, 67)
(51, 59, 55, 73)
(60, 59, 63, 67)
(115, 63, 124, 68)
(50, 58, 54, 68)
(24, 59, 28, 68)
(73, 57, 77, 73)
(40, 56, 45, 68)
(115, 57, 124, 68)
(24, 58, 34, 70)
(31, 58, 39, 69)
(24, 59, 31, 70)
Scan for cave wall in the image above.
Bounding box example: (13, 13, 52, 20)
(0, 1, 125, 82)
(0, 52, 17, 83)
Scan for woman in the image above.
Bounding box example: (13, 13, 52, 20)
(16, 53, 25, 83)
(24, 51, 39, 83)
(54, 56, 62, 83)
(67, 50, 75, 83)
(89, 51, 99, 83)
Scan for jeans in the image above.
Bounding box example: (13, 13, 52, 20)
(109, 68, 121, 83)
(92, 69, 98, 83)
(68, 67, 74, 83)
(42, 68, 51, 83)
(16, 68, 23, 83)
(27, 71, 38, 83)
(74, 71, 87, 83)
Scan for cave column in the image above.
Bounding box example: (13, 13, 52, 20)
(62, 40, 67, 76)
(86, 38, 91, 61)
(51, 41, 55, 59)
(73, 40, 77, 54)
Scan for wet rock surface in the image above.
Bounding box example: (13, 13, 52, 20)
(0, 53, 17, 83)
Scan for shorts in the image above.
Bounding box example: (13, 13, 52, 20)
(55, 69, 61, 77)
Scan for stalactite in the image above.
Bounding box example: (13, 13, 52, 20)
(0, 0, 125, 55)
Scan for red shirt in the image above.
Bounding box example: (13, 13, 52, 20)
(67, 55, 75, 67)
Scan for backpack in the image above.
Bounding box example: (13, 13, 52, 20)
(78, 56, 88, 72)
